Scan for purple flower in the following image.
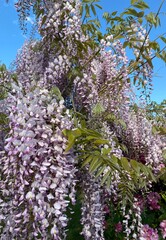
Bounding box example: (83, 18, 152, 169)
(103, 204, 110, 214)
(115, 222, 123, 233)
(147, 192, 161, 210)
(134, 194, 145, 212)
(140, 224, 159, 240)
(160, 220, 166, 239)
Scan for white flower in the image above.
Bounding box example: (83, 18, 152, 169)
(51, 225, 57, 235)
(25, 191, 35, 200)
(54, 202, 61, 210)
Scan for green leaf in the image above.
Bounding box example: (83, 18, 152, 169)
(85, 135, 98, 141)
(63, 129, 78, 152)
(82, 155, 94, 167)
(133, 1, 149, 10)
(123, 41, 129, 48)
(124, 8, 144, 17)
(160, 50, 166, 62)
(111, 155, 118, 165)
(145, 56, 153, 68)
(146, 12, 157, 26)
(91, 4, 96, 16)
(82, 0, 91, 3)
(101, 169, 111, 185)
(85, 4, 90, 18)
(92, 102, 105, 115)
(95, 3, 102, 10)
(93, 139, 109, 145)
(142, 165, 156, 182)
(89, 155, 101, 173)
(81, 128, 102, 138)
(161, 192, 166, 202)
(65, 134, 75, 152)
(105, 113, 116, 122)
(149, 41, 160, 51)
(120, 157, 131, 172)
(130, 159, 140, 173)
(160, 36, 166, 44)
(95, 165, 106, 178)
(102, 147, 112, 155)
(162, 150, 166, 160)
(112, 11, 117, 16)
(50, 86, 63, 100)
(118, 119, 127, 129)
(41, 15, 47, 26)
(0, 112, 8, 125)
(120, 144, 128, 153)
(72, 128, 82, 138)
(159, 127, 166, 135)
(131, 0, 138, 4)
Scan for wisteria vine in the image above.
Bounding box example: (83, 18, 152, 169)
(0, 0, 166, 239)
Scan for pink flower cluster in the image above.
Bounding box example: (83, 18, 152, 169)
(1, 86, 77, 239)
(139, 224, 159, 240)
(147, 192, 161, 210)
(115, 222, 123, 233)
(160, 220, 166, 239)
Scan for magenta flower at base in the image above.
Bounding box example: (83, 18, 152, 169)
(134, 194, 146, 212)
(115, 222, 123, 233)
(147, 192, 161, 210)
(160, 220, 166, 239)
(139, 224, 159, 240)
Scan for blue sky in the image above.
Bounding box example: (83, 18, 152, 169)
(0, 0, 165, 103)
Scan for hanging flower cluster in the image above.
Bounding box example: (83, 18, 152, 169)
(44, 54, 71, 92)
(117, 108, 164, 169)
(15, 41, 46, 91)
(80, 171, 105, 240)
(126, 21, 153, 98)
(0, 85, 76, 239)
(38, 0, 82, 40)
(74, 36, 130, 114)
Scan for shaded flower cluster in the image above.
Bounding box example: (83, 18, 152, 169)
(139, 224, 159, 240)
(80, 171, 105, 240)
(147, 192, 161, 210)
(117, 108, 164, 170)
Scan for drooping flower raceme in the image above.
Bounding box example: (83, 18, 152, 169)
(0, 84, 76, 239)
(117, 108, 164, 170)
(80, 171, 105, 240)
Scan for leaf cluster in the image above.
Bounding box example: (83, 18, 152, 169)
(63, 126, 156, 205)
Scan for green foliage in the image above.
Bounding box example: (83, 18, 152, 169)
(50, 86, 63, 101)
(64, 126, 156, 205)
(146, 99, 166, 127)
(0, 113, 8, 126)
(104, 201, 125, 240)
(66, 196, 84, 240)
